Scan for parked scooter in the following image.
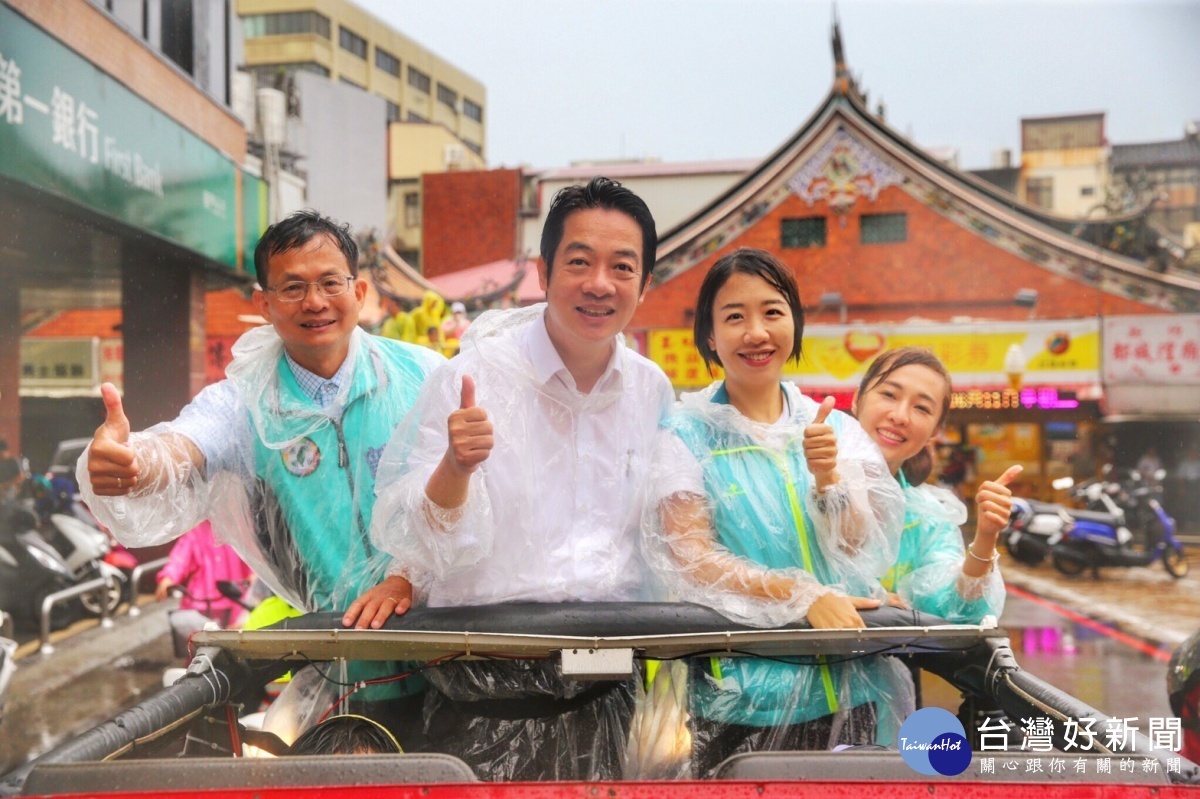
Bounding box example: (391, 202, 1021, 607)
(0, 502, 79, 630)
(1049, 467, 1188, 579)
(1001, 475, 1084, 565)
(0, 634, 15, 723)
(25, 475, 125, 615)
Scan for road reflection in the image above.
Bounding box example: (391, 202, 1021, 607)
(923, 593, 1175, 724)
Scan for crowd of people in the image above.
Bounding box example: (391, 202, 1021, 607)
(77, 178, 1016, 776)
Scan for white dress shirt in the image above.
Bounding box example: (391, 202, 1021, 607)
(372, 304, 675, 607)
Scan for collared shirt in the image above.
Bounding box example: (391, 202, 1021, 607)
(284, 350, 353, 409)
(176, 350, 354, 475)
(524, 311, 624, 395)
(376, 305, 675, 607)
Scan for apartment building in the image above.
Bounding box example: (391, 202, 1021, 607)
(238, 0, 486, 156)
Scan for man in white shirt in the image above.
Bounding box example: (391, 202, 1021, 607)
(372, 177, 674, 780)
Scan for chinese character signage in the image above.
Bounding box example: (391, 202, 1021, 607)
(0, 3, 240, 269)
(647, 330, 721, 388)
(646, 319, 1100, 390)
(897, 709, 1184, 780)
(1103, 315, 1200, 384)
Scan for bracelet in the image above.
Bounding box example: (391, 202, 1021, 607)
(813, 485, 850, 515)
(966, 547, 1000, 565)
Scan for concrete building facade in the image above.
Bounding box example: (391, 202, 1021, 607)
(1017, 112, 1108, 218)
(237, 0, 485, 156)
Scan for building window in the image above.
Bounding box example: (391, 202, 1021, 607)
(1080, 186, 1095, 197)
(437, 83, 458, 110)
(249, 62, 330, 89)
(781, 217, 826, 248)
(1026, 177, 1053, 209)
(408, 66, 431, 93)
(386, 101, 401, 122)
(463, 139, 482, 156)
(860, 213, 907, 244)
(339, 26, 367, 59)
(404, 192, 421, 228)
(407, 111, 427, 123)
(375, 47, 400, 77)
(243, 11, 330, 39)
(463, 98, 483, 123)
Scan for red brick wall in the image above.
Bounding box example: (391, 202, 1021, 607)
(422, 169, 522, 278)
(634, 186, 1166, 330)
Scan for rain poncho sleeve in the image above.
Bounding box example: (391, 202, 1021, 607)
(371, 303, 674, 607)
(78, 325, 444, 616)
(883, 480, 1005, 623)
(370, 358, 496, 584)
(75, 385, 237, 548)
(643, 381, 906, 628)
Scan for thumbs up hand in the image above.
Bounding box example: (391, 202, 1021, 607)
(88, 382, 141, 496)
(803, 396, 840, 490)
(974, 465, 1023, 540)
(445, 375, 493, 475)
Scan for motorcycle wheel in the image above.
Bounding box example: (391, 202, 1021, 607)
(1003, 531, 1046, 566)
(1051, 545, 1089, 577)
(27, 589, 77, 631)
(79, 574, 124, 616)
(1163, 545, 1190, 579)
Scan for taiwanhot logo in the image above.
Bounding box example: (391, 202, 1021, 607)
(898, 707, 972, 776)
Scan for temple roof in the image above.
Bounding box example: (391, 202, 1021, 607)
(651, 31, 1200, 313)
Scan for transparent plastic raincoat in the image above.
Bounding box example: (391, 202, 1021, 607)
(371, 303, 674, 780)
(643, 381, 910, 770)
(881, 474, 1005, 623)
(78, 325, 443, 700)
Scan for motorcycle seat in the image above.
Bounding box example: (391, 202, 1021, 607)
(1063, 508, 1123, 527)
(1024, 501, 1121, 527)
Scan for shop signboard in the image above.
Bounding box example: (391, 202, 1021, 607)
(18, 337, 122, 396)
(0, 3, 239, 269)
(646, 318, 1101, 391)
(1103, 315, 1200, 384)
(20, 337, 98, 396)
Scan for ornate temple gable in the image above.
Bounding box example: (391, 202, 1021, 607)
(787, 127, 905, 216)
(651, 91, 1200, 314)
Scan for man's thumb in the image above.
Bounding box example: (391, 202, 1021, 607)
(100, 382, 130, 440)
(812, 395, 836, 425)
(460, 375, 476, 410)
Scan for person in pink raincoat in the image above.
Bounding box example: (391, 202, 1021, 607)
(155, 520, 254, 628)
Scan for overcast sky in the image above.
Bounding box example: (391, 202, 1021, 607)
(354, 0, 1200, 172)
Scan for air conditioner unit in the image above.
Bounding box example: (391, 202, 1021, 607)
(443, 143, 465, 169)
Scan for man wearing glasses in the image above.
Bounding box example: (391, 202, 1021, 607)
(78, 210, 444, 747)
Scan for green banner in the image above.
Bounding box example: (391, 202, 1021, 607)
(0, 3, 240, 269)
(242, 169, 267, 275)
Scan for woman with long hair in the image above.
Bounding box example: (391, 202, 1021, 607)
(852, 346, 1018, 622)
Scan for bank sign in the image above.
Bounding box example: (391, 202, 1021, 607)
(0, 3, 239, 269)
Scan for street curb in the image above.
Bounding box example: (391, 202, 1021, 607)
(1002, 566, 1190, 649)
(8, 604, 173, 697)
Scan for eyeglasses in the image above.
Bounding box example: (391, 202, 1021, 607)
(265, 275, 354, 303)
